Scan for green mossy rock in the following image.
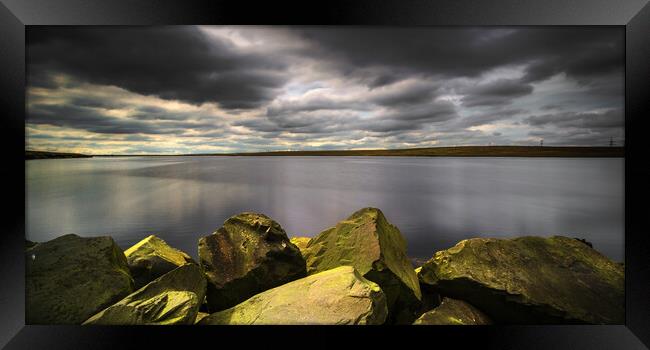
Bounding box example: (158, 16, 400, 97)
(195, 312, 210, 324)
(198, 266, 387, 325)
(26, 234, 134, 324)
(290, 236, 311, 254)
(198, 212, 307, 312)
(301, 207, 421, 324)
(125, 235, 196, 289)
(418, 236, 625, 324)
(413, 297, 492, 325)
(83, 264, 206, 325)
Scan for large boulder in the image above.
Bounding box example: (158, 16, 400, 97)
(83, 264, 206, 325)
(198, 266, 387, 325)
(125, 235, 196, 289)
(26, 234, 134, 324)
(198, 212, 307, 312)
(413, 297, 492, 325)
(301, 208, 421, 323)
(418, 236, 625, 324)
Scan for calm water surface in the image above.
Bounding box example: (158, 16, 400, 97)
(26, 156, 624, 261)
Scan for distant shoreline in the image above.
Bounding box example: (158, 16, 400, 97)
(26, 150, 94, 160)
(27, 146, 624, 159)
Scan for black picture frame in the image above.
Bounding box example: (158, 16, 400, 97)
(1, 0, 649, 349)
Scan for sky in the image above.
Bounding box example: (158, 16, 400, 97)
(26, 26, 624, 155)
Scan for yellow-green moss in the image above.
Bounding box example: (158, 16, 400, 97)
(26, 234, 134, 324)
(198, 266, 387, 325)
(413, 297, 492, 325)
(419, 236, 624, 324)
(290, 236, 312, 253)
(125, 235, 196, 289)
(301, 208, 421, 323)
(83, 264, 206, 325)
(125, 235, 193, 267)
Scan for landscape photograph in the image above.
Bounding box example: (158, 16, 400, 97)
(25, 26, 624, 325)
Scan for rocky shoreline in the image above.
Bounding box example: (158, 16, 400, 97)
(25, 207, 624, 325)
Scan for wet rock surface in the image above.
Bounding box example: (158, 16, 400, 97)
(418, 236, 624, 324)
(84, 264, 206, 325)
(125, 235, 196, 289)
(301, 208, 421, 323)
(198, 266, 387, 325)
(198, 212, 307, 312)
(26, 234, 134, 324)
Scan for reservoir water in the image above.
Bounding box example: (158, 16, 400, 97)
(26, 156, 624, 261)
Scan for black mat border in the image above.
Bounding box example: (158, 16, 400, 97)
(1, 1, 648, 349)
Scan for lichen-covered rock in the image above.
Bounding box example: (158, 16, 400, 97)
(198, 266, 387, 325)
(413, 297, 492, 325)
(290, 236, 311, 254)
(125, 235, 195, 289)
(301, 208, 421, 323)
(83, 264, 206, 325)
(26, 234, 134, 324)
(198, 212, 307, 312)
(195, 312, 210, 324)
(418, 236, 625, 324)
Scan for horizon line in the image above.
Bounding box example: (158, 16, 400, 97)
(26, 145, 625, 158)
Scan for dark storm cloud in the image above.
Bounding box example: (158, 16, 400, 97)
(523, 109, 624, 146)
(27, 27, 289, 109)
(541, 104, 563, 111)
(26, 26, 625, 153)
(461, 80, 534, 107)
(454, 108, 525, 128)
(369, 82, 440, 107)
(28, 104, 164, 134)
(129, 105, 225, 123)
(67, 96, 127, 110)
(379, 101, 457, 123)
(266, 97, 369, 117)
(525, 109, 623, 129)
(28, 103, 218, 135)
(295, 27, 623, 85)
(242, 99, 458, 135)
(28, 133, 153, 142)
(295, 28, 511, 82)
(521, 34, 623, 84)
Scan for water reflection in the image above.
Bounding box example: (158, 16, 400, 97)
(26, 156, 624, 261)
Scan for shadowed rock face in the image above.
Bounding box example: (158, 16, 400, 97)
(198, 212, 307, 312)
(418, 236, 625, 324)
(26, 234, 134, 324)
(125, 235, 196, 289)
(25, 240, 38, 249)
(413, 297, 492, 325)
(301, 207, 422, 324)
(84, 264, 206, 325)
(198, 266, 387, 325)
